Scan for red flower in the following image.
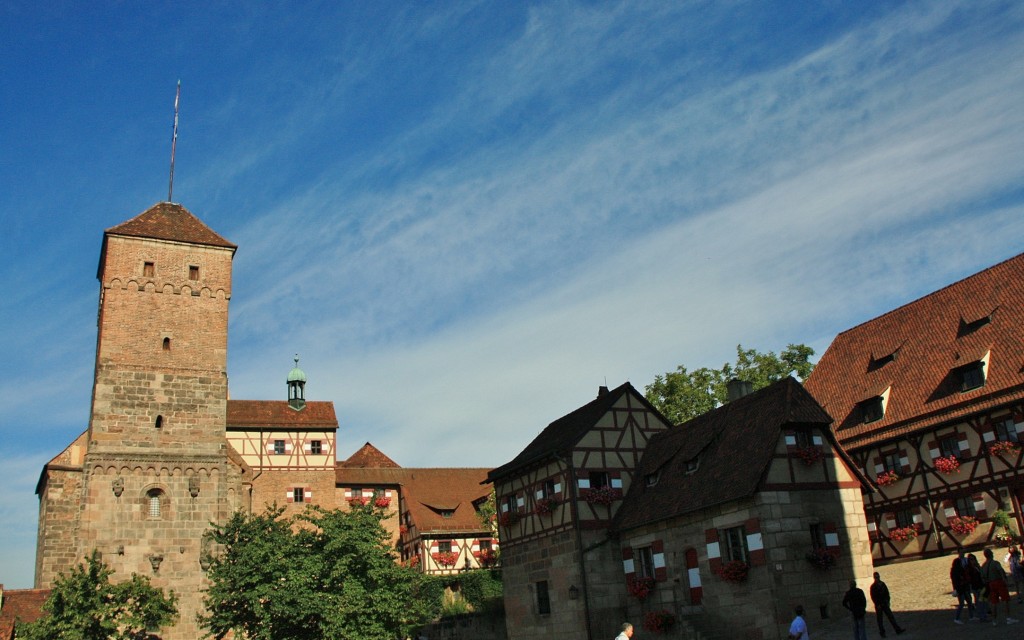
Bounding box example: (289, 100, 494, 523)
(718, 560, 749, 583)
(795, 446, 824, 466)
(374, 496, 391, 508)
(948, 515, 978, 536)
(432, 551, 459, 568)
(534, 497, 559, 515)
(643, 610, 676, 634)
(627, 576, 656, 600)
(498, 511, 520, 527)
(989, 440, 1021, 456)
(888, 526, 918, 543)
(584, 486, 619, 506)
(348, 497, 368, 507)
(876, 470, 899, 487)
(934, 455, 960, 474)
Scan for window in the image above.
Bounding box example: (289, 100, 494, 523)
(882, 451, 902, 473)
(894, 509, 917, 529)
(438, 541, 452, 554)
(684, 458, 700, 475)
(635, 546, 655, 579)
(954, 496, 976, 517)
(274, 440, 285, 455)
(939, 435, 961, 459)
(293, 487, 305, 503)
(540, 479, 557, 498)
(189, 265, 199, 280)
(154, 415, 163, 430)
(440, 510, 454, 518)
(794, 431, 811, 449)
(501, 495, 517, 513)
(310, 440, 322, 455)
(645, 471, 660, 487)
(810, 523, 826, 551)
(479, 539, 492, 551)
(994, 419, 1019, 443)
(720, 525, 748, 564)
(589, 471, 610, 489)
(535, 580, 551, 615)
(960, 361, 985, 391)
(143, 261, 155, 277)
(162, 337, 171, 351)
(861, 396, 884, 423)
(147, 489, 163, 519)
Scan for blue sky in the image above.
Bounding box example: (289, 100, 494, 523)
(2, 1, 1024, 588)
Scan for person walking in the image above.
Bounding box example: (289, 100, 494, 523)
(842, 580, 868, 640)
(788, 605, 809, 640)
(950, 550, 975, 623)
(869, 572, 905, 636)
(967, 552, 989, 621)
(1005, 546, 1024, 604)
(980, 547, 1019, 625)
(615, 622, 634, 639)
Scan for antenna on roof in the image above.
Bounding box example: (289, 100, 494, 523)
(167, 80, 181, 202)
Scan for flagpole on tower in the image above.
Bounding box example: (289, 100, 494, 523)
(168, 80, 180, 202)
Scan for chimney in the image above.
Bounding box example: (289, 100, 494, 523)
(726, 379, 753, 402)
(597, 385, 609, 397)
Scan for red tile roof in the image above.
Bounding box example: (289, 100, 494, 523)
(0, 588, 50, 639)
(227, 400, 338, 428)
(339, 442, 401, 468)
(401, 468, 493, 535)
(105, 202, 236, 249)
(614, 377, 839, 531)
(805, 252, 1024, 449)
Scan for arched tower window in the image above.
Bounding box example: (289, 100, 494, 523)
(162, 337, 171, 351)
(155, 415, 163, 429)
(147, 489, 164, 519)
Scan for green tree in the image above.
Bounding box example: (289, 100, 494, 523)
(200, 504, 433, 640)
(17, 550, 177, 640)
(645, 344, 815, 424)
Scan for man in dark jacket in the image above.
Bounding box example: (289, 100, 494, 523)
(950, 550, 976, 622)
(870, 572, 905, 637)
(842, 580, 868, 640)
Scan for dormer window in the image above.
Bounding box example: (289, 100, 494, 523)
(959, 360, 986, 391)
(645, 471, 660, 487)
(860, 397, 882, 423)
(958, 312, 994, 337)
(684, 458, 700, 475)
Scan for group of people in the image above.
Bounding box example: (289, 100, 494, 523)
(950, 546, 1024, 625)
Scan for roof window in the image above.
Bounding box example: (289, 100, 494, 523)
(858, 386, 891, 424)
(957, 311, 995, 337)
(955, 350, 990, 392)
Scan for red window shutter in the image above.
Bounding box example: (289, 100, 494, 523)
(622, 546, 636, 581)
(705, 528, 722, 573)
(685, 548, 703, 605)
(900, 451, 911, 474)
(652, 539, 667, 581)
(973, 494, 988, 519)
(824, 522, 840, 553)
(744, 518, 765, 566)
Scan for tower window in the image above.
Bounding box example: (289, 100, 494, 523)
(535, 580, 551, 615)
(162, 337, 171, 351)
(189, 265, 199, 280)
(155, 415, 163, 430)
(143, 262, 155, 277)
(147, 489, 164, 519)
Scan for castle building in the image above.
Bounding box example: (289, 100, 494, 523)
(805, 253, 1024, 563)
(34, 202, 494, 639)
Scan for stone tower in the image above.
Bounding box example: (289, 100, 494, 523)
(48, 202, 242, 639)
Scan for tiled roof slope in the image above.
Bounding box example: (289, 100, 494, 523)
(614, 377, 834, 531)
(804, 252, 1024, 449)
(339, 442, 401, 468)
(0, 588, 50, 639)
(105, 202, 236, 249)
(489, 382, 660, 482)
(402, 468, 493, 535)
(227, 400, 338, 428)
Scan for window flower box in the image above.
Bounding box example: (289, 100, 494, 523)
(643, 610, 676, 634)
(348, 497, 369, 507)
(433, 551, 459, 568)
(876, 470, 899, 487)
(627, 576, 655, 600)
(717, 560, 749, 583)
(584, 485, 618, 506)
(805, 547, 838, 570)
(474, 548, 498, 568)
(948, 515, 978, 536)
(989, 440, 1021, 456)
(534, 497, 559, 515)
(498, 511, 520, 527)
(374, 496, 391, 508)
(934, 455, 960, 474)
(795, 446, 824, 466)
(888, 526, 918, 543)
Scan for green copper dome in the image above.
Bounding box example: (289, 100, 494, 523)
(287, 355, 307, 383)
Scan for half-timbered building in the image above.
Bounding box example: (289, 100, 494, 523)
(613, 378, 872, 640)
(805, 252, 1024, 564)
(487, 382, 673, 640)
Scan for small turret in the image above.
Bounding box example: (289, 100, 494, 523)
(287, 355, 307, 410)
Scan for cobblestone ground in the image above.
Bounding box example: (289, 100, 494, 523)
(808, 555, 1024, 640)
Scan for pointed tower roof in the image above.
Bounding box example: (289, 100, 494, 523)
(339, 442, 402, 469)
(104, 202, 236, 249)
